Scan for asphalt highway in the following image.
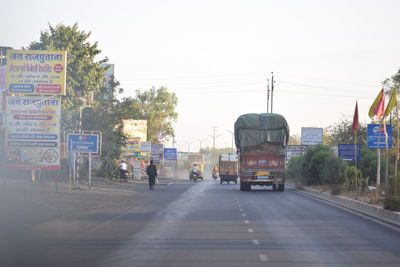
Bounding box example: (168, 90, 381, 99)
(1, 178, 400, 267)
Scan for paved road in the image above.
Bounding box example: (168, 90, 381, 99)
(1, 178, 400, 266)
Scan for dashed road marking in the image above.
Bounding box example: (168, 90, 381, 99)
(252, 239, 260, 245)
(244, 220, 250, 224)
(239, 208, 244, 211)
(259, 254, 269, 262)
(248, 228, 254, 233)
(242, 213, 247, 217)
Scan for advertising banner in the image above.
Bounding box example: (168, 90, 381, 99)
(122, 119, 147, 141)
(338, 144, 361, 161)
(125, 138, 141, 153)
(6, 50, 67, 95)
(285, 145, 308, 165)
(301, 127, 323, 145)
(367, 124, 392, 149)
(5, 96, 61, 170)
(140, 142, 151, 152)
(151, 144, 163, 163)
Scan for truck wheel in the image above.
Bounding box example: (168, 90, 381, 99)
(247, 183, 251, 191)
(240, 182, 245, 191)
(227, 181, 229, 184)
(273, 185, 277, 191)
(234, 179, 237, 184)
(278, 184, 285, 191)
(220, 180, 223, 184)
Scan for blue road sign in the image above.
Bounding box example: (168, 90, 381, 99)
(338, 144, 361, 161)
(68, 134, 99, 153)
(164, 148, 177, 160)
(367, 124, 392, 149)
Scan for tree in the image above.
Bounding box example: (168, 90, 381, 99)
(288, 134, 300, 145)
(27, 23, 107, 132)
(121, 87, 178, 143)
(325, 115, 367, 146)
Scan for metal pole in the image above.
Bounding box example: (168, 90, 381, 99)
(271, 72, 274, 113)
(89, 153, 92, 190)
(267, 79, 270, 113)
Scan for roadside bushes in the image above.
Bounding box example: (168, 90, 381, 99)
(286, 145, 346, 185)
(384, 196, 400, 211)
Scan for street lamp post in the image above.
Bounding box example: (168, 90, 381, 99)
(185, 141, 194, 154)
(196, 138, 207, 152)
(226, 129, 234, 149)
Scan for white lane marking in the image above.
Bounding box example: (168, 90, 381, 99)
(241, 213, 247, 217)
(244, 220, 250, 224)
(252, 239, 260, 245)
(248, 228, 254, 233)
(259, 254, 269, 262)
(239, 208, 244, 211)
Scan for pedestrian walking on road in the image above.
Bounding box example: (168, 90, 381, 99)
(146, 160, 157, 190)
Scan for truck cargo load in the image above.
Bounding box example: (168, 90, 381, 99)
(219, 153, 239, 184)
(234, 113, 289, 191)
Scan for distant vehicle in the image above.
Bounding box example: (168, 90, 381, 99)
(219, 153, 238, 184)
(188, 153, 205, 181)
(234, 113, 289, 191)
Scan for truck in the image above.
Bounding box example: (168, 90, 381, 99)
(234, 113, 289, 191)
(219, 153, 239, 184)
(188, 153, 205, 181)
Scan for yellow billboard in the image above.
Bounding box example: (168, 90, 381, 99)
(122, 119, 147, 141)
(6, 50, 67, 95)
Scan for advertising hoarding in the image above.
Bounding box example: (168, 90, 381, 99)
(301, 127, 323, 145)
(151, 144, 163, 163)
(6, 50, 67, 95)
(125, 138, 141, 153)
(140, 142, 151, 152)
(5, 96, 61, 170)
(367, 124, 392, 149)
(122, 119, 147, 141)
(286, 145, 308, 165)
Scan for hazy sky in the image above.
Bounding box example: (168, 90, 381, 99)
(2, 0, 400, 151)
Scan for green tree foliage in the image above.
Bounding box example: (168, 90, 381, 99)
(27, 23, 106, 131)
(121, 87, 178, 143)
(325, 115, 367, 146)
(285, 155, 304, 183)
(300, 145, 346, 185)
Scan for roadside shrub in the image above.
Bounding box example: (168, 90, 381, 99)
(344, 166, 363, 191)
(383, 196, 400, 211)
(286, 155, 304, 183)
(301, 145, 345, 185)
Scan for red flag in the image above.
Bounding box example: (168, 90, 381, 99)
(374, 89, 385, 119)
(352, 101, 359, 133)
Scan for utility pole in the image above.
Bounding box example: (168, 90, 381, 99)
(267, 78, 270, 113)
(210, 127, 222, 153)
(271, 72, 275, 113)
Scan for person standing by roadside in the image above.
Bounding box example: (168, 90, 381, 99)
(146, 160, 157, 190)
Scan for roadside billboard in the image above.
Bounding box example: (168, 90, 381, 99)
(301, 127, 323, 145)
(125, 138, 141, 154)
(286, 145, 308, 165)
(151, 144, 163, 163)
(5, 96, 61, 170)
(122, 119, 147, 141)
(367, 124, 392, 149)
(140, 142, 151, 152)
(6, 50, 67, 95)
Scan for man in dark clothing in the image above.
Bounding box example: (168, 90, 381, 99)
(146, 160, 157, 190)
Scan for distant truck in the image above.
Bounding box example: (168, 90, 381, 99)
(219, 153, 239, 184)
(188, 153, 205, 181)
(234, 113, 289, 191)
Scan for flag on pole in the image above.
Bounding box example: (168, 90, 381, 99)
(384, 89, 397, 117)
(368, 89, 385, 119)
(352, 101, 359, 133)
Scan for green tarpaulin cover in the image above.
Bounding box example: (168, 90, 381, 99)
(234, 113, 290, 148)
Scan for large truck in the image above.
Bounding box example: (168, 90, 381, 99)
(234, 113, 289, 191)
(219, 153, 239, 184)
(188, 153, 205, 181)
